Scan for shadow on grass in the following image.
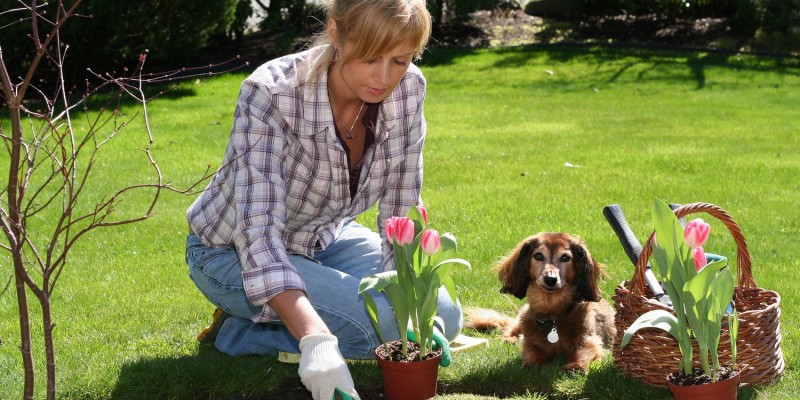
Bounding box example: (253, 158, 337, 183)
(80, 85, 200, 111)
(55, 55, 250, 114)
(439, 356, 641, 399)
(106, 341, 768, 400)
(107, 343, 398, 400)
(10, 85, 202, 124)
(109, 344, 311, 400)
(419, 43, 800, 92)
(432, 340, 767, 400)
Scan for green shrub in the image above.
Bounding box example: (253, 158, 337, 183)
(230, 0, 255, 41)
(732, 0, 800, 48)
(582, 0, 736, 18)
(427, 0, 496, 27)
(0, 0, 239, 86)
(732, 0, 760, 34)
(74, 0, 238, 65)
(753, 0, 800, 34)
(257, 0, 324, 34)
(524, 0, 586, 20)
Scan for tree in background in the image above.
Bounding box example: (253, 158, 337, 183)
(0, 1, 232, 398)
(746, 0, 800, 51)
(230, 0, 255, 41)
(0, 0, 240, 88)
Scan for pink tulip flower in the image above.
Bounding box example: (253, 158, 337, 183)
(692, 246, 707, 271)
(386, 217, 415, 246)
(684, 218, 710, 248)
(417, 205, 429, 225)
(385, 217, 398, 242)
(421, 229, 441, 256)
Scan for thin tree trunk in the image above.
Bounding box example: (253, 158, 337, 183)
(3, 55, 36, 399)
(13, 255, 36, 400)
(41, 296, 57, 400)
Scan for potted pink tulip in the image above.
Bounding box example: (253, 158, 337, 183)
(358, 205, 470, 400)
(622, 199, 740, 399)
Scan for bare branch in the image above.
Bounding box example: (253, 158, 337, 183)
(129, 55, 249, 85)
(17, 0, 84, 103)
(0, 273, 11, 297)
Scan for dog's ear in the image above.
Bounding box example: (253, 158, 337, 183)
(570, 238, 604, 302)
(497, 237, 537, 299)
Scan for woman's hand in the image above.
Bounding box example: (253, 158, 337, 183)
(270, 290, 360, 399)
(299, 333, 360, 400)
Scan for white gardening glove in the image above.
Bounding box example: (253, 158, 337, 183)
(298, 333, 360, 400)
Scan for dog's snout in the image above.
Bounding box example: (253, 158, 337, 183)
(543, 276, 558, 287)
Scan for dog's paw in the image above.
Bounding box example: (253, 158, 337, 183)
(563, 361, 589, 374)
(501, 335, 519, 344)
(501, 331, 522, 344)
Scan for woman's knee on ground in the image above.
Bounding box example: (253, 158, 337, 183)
(436, 286, 464, 342)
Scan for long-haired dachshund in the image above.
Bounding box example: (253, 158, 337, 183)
(467, 232, 615, 373)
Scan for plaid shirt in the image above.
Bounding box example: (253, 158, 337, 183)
(187, 46, 426, 323)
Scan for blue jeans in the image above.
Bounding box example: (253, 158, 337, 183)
(185, 221, 463, 359)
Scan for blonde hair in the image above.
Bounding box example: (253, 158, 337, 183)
(308, 0, 432, 84)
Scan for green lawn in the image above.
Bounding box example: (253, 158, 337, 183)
(1, 44, 798, 399)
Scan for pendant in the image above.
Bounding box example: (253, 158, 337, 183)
(547, 326, 559, 344)
(345, 130, 353, 139)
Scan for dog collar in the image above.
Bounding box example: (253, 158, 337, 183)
(535, 318, 556, 328)
(534, 303, 575, 344)
(535, 319, 559, 343)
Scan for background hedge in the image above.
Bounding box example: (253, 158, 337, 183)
(1, 0, 797, 89)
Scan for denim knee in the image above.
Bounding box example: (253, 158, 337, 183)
(437, 293, 464, 342)
(185, 233, 260, 319)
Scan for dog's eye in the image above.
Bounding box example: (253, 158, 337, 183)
(533, 252, 545, 261)
(559, 254, 572, 262)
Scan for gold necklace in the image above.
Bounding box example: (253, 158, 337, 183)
(330, 94, 365, 139)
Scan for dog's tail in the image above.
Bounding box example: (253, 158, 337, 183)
(464, 307, 515, 332)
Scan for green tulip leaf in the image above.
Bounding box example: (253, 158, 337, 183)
(621, 309, 680, 348)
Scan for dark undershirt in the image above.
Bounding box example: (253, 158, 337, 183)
(335, 103, 379, 200)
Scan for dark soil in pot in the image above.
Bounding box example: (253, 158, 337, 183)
(376, 340, 442, 362)
(668, 366, 740, 386)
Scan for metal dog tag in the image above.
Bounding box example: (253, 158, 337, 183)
(547, 327, 559, 344)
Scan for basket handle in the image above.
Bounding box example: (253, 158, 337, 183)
(631, 202, 757, 296)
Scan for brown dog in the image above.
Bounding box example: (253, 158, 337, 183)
(467, 232, 615, 373)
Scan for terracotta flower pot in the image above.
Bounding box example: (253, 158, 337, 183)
(667, 370, 740, 400)
(375, 343, 441, 400)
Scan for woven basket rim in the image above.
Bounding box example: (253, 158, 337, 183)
(631, 202, 758, 297)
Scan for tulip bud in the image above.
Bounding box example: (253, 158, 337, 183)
(692, 246, 707, 271)
(684, 218, 710, 248)
(417, 205, 429, 225)
(421, 229, 441, 256)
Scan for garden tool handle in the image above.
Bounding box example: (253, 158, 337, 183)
(334, 388, 353, 400)
(603, 204, 672, 307)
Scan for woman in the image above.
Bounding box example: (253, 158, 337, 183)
(184, 0, 462, 398)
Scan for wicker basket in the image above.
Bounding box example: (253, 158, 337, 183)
(613, 202, 784, 387)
